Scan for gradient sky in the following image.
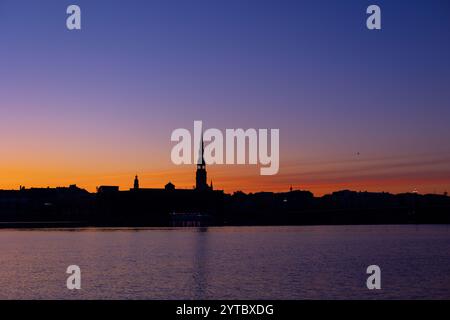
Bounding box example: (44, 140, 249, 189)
(1, 0, 450, 195)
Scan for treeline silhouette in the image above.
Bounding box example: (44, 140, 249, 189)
(0, 185, 449, 227)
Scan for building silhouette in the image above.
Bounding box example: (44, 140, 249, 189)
(165, 182, 175, 191)
(134, 175, 139, 190)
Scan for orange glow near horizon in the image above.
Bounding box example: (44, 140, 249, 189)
(2, 152, 449, 196)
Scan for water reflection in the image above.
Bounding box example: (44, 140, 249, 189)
(0, 225, 448, 299)
(191, 227, 209, 299)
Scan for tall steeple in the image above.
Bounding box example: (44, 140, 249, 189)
(197, 134, 205, 168)
(195, 134, 208, 191)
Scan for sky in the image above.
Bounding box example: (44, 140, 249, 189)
(1, 0, 450, 195)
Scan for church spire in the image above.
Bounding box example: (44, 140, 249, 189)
(196, 134, 208, 191)
(197, 132, 205, 168)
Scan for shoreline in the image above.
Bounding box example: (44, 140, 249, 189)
(1, 221, 449, 230)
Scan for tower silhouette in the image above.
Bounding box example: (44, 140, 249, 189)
(134, 175, 139, 190)
(196, 135, 209, 191)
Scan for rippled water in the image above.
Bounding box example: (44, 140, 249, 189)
(0, 225, 449, 299)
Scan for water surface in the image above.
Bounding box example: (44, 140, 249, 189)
(0, 225, 449, 299)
